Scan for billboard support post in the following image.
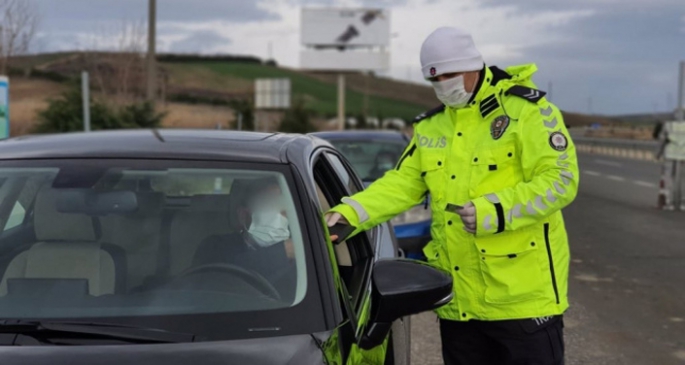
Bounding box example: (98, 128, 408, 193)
(677, 61, 684, 121)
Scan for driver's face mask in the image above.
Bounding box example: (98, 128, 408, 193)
(245, 199, 290, 248)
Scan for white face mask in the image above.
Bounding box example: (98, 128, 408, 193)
(431, 75, 472, 108)
(247, 209, 290, 248)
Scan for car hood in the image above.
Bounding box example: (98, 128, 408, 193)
(0, 333, 329, 365)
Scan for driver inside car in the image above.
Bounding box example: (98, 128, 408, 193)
(192, 178, 296, 300)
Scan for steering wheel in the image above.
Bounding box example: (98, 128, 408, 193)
(172, 263, 281, 301)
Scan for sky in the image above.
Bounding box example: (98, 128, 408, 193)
(27, 0, 685, 116)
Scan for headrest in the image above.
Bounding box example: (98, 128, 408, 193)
(188, 194, 232, 212)
(34, 189, 98, 242)
(127, 192, 164, 217)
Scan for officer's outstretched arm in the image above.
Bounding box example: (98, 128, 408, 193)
(472, 102, 579, 237)
(328, 133, 428, 234)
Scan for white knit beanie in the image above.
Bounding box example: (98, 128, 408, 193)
(420, 27, 484, 79)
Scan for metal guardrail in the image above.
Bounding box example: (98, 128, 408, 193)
(572, 135, 660, 161)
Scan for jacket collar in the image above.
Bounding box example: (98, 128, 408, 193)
(460, 66, 495, 111)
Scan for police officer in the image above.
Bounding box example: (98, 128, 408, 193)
(325, 26, 579, 365)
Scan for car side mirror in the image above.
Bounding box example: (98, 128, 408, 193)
(359, 259, 453, 350)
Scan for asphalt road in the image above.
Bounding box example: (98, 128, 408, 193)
(410, 152, 685, 365)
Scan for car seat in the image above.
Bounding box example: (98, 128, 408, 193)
(0, 189, 121, 296)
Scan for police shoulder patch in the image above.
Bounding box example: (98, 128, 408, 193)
(506, 85, 547, 103)
(413, 105, 446, 124)
(549, 132, 568, 151)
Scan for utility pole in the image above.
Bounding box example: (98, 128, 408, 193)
(82, 72, 91, 132)
(146, 0, 157, 102)
(338, 74, 346, 130)
(677, 61, 685, 121)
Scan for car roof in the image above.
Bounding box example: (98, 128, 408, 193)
(0, 130, 330, 163)
(310, 130, 409, 142)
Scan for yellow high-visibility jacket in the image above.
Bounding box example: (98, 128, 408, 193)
(330, 64, 579, 321)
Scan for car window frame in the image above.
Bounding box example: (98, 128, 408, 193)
(311, 148, 376, 337)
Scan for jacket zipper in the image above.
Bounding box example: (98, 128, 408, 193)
(544, 223, 560, 304)
(395, 143, 417, 171)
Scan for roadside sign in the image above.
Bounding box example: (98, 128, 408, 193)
(664, 121, 685, 161)
(0, 76, 8, 139)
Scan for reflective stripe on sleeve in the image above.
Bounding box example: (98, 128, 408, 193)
(485, 193, 501, 204)
(554, 181, 567, 195)
(560, 171, 574, 185)
(341, 197, 370, 224)
(484, 215, 494, 231)
(507, 204, 523, 223)
(544, 117, 558, 129)
(540, 106, 553, 117)
(484, 193, 505, 233)
(546, 188, 558, 203)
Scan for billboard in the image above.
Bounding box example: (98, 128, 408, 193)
(301, 49, 390, 71)
(301, 8, 390, 47)
(0, 77, 8, 139)
(255, 78, 291, 109)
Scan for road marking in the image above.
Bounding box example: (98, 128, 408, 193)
(633, 180, 657, 188)
(595, 159, 623, 167)
(583, 170, 601, 176)
(575, 274, 614, 283)
(606, 175, 626, 182)
(673, 350, 685, 361)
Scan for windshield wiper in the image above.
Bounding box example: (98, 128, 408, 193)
(0, 320, 196, 345)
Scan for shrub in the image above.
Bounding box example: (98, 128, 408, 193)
(279, 98, 315, 134)
(34, 83, 165, 133)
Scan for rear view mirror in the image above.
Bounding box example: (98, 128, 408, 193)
(56, 190, 138, 215)
(359, 259, 453, 349)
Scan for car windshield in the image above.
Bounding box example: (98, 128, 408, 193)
(0, 159, 321, 340)
(330, 139, 407, 182)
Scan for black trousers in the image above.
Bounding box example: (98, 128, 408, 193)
(440, 316, 564, 365)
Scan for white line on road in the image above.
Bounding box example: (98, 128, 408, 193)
(583, 170, 601, 176)
(595, 159, 623, 167)
(633, 180, 657, 188)
(606, 175, 626, 182)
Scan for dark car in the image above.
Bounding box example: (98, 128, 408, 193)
(0, 130, 452, 365)
(310, 131, 432, 258)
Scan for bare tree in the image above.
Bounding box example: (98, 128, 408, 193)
(0, 0, 38, 74)
(84, 19, 147, 105)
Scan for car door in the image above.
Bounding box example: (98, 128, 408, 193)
(311, 149, 392, 364)
(324, 151, 412, 365)
(311, 147, 417, 365)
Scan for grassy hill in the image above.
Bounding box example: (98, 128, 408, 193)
(163, 61, 428, 120)
(7, 52, 623, 134)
